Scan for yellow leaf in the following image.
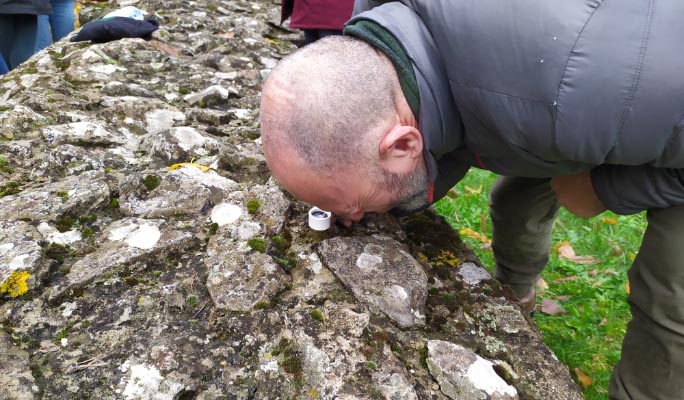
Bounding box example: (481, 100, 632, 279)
(459, 228, 489, 243)
(626, 280, 630, 295)
(574, 368, 594, 388)
(556, 241, 600, 265)
(167, 163, 211, 172)
(600, 217, 618, 225)
(464, 184, 483, 195)
(445, 189, 460, 199)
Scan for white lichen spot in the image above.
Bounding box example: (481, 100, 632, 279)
(0, 242, 14, 257)
(307, 253, 323, 274)
(109, 223, 161, 250)
(174, 166, 237, 191)
(37, 222, 82, 245)
(119, 362, 183, 400)
(61, 338, 68, 347)
(61, 302, 77, 317)
(467, 358, 518, 397)
(171, 127, 205, 151)
(210, 203, 242, 226)
(126, 224, 161, 249)
(90, 64, 126, 75)
(260, 359, 279, 373)
(356, 253, 382, 272)
(9, 254, 30, 270)
(387, 284, 408, 300)
(235, 221, 261, 240)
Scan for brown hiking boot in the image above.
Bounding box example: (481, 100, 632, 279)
(518, 287, 537, 314)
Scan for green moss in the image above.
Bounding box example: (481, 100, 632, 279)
(45, 243, 69, 265)
(186, 295, 199, 308)
(247, 237, 266, 253)
(365, 361, 377, 371)
(179, 87, 190, 95)
(107, 197, 119, 211)
(310, 309, 324, 322)
(254, 301, 271, 310)
(418, 345, 429, 370)
(246, 199, 260, 215)
(273, 251, 298, 272)
(208, 223, 219, 235)
(143, 174, 160, 191)
(79, 226, 94, 240)
(55, 216, 75, 232)
(56, 190, 69, 202)
(270, 235, 289, 255)
(0, 155, 11, 173)
(79, 215, 96, 224)
(0, 181, 21, 197)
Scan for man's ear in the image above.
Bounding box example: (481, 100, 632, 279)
(378, 124, 424, 174)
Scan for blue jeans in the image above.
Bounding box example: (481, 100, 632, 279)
(0, 53, 8, 75)
(35, 0, 75, 52)
(0, 15, 38, 70)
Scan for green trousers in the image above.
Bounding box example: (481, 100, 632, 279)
(489, 176, 684, 399)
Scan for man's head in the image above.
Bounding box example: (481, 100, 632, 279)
(260, 36, 430, 225)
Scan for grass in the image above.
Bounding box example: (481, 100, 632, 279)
(434, 168, 645, 399)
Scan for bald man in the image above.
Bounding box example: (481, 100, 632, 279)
(260, 1, 684, 398)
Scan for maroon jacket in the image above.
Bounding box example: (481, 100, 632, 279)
(281, 0, 354, 30)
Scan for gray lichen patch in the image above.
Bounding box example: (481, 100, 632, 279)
(318, 235, 427, 328)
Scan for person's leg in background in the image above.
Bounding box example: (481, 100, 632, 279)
(0, 14, 38, 70)
(0, 15, 13, 72)
(11, 15, 39, 69)
(35, 14, 52, 52)
(609, 205, 684, 399)
(35, 0, 75, 52)
(49, 0, 75, 42)
(489, 176, 560, 302)
(0, 53, 8, 75)
(303, 29, 342, 45)
(315, 29, 343, 40)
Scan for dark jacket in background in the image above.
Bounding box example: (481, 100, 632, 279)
(351, 0, 684, 215)
(0, 0, 50, 14)
(282, 0, 354, 30)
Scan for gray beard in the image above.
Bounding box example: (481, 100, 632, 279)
(378, 161, 431, 217)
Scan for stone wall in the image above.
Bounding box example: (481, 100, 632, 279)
(0, 1, 582, 399)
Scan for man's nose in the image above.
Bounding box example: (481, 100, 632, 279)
(348, 211, 364, 221)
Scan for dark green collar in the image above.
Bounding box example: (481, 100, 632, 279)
(344, 20, 420, 119)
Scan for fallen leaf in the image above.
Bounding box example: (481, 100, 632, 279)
(480, 213, 487, 233)
(574, 368, 594, 388)
(464, 184, 483, 195)
(554, 275, 579, 283)
(479, 242, 492, 250)
(612, 245, 622, 256)
(598, 318, 608, 326)
(536, 277, 549, 294)
(556, 241, 600, 265)
(446, 189, 460, 199)
(459, 228, 490, 243)
(589, 269, 599, 276)
(540, 298, 565, 315)
(554, 295, 572, 302)
(626, 280, 630, 295)
(600, 217, 618, 225)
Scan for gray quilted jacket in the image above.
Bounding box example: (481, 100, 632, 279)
(351, 0, 684, 215)
(0, 0, 50, 14)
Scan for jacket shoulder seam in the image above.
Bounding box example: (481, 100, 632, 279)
(615, 0, 657, 142)
(555, 0, 605, 102)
